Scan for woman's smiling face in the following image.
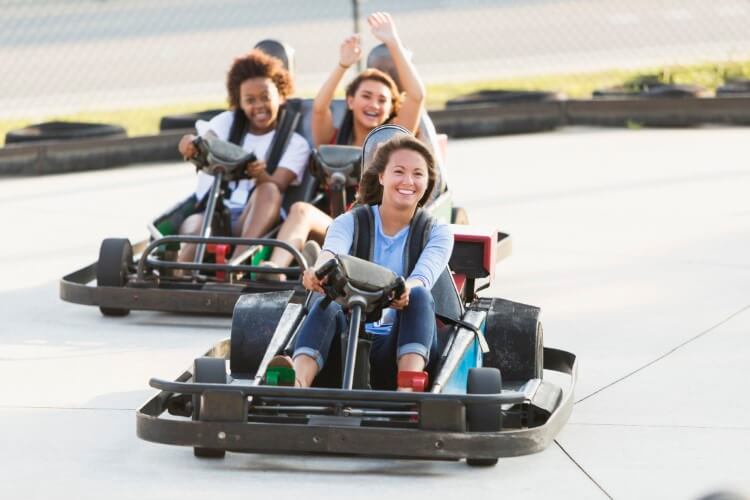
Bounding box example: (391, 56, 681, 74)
(378, 148, 428, 211)
(239, 77, 284, 134)
(347, 79, 393, 131)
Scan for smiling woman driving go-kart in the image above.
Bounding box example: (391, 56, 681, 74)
(176, 49, 310, 265)
(270, 129, 451, 391)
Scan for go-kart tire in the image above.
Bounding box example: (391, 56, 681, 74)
(192, 357, 228, 459)
(96, 238, 133, 317)
(466, 367, 502, 467)
(159, 109, 224, 132)
(451, 206, 469, 225)
(5, 121, 126, 144)
(481, 298, 544, 382)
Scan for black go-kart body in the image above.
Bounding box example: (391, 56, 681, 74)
(136, 220, 576, 465)
(60, 119, 510, 317)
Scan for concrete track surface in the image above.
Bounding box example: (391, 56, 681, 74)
(1, 127, 749, 499)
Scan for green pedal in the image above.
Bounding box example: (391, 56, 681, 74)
(265, 366, 295, 386)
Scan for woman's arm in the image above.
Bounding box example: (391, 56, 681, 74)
(408, 222, 453, 290)
(311, 35, 362, 147)
(301, 212, 354, 292)
(369, 12, 425, 134)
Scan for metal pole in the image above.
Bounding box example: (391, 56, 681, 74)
(342, 300, 364, 390)
(351, 0, 363, 72)
(193, 172, 223, 277)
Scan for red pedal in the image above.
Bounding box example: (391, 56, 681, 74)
(207, 244, 230, 281)
(397, 371, 429, 392)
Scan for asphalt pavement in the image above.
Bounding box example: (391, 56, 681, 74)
(1, 126, 748, 499)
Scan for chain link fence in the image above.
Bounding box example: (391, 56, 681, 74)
(2, 0, 750, 121)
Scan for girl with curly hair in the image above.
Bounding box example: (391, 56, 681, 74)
(176, 49, 310, 262)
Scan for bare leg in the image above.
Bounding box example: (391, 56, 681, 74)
(232, 182, 282, 259)
(177, 213, 205, 263)
(292, 354, 319, 388)
(268, 202, 333, 267)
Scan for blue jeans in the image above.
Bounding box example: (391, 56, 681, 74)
(293, 287, 438, 390)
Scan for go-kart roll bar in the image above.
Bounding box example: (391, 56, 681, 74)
(136, 235, 307, 280)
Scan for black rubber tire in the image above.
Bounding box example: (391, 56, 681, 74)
(193, 447, 226, 458)
(716, 78, 750, 97)
(159, 109, 225, 132)
(5, 121, 126, 144)
(593, 83, 705, 99)
(96, 238, 133, 317)
(465, 367, 502, 467)
(451, 206, 469, 225)
(446, 89, 561, 107)
(192, 357, 228, 459)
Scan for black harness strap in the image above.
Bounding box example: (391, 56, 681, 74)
(350, 205, 374, 261)
(266, 100, 302, 175)
(335, 110, 354, 145)
(225, 103, 302, 175)
(404, 208, 432, 276)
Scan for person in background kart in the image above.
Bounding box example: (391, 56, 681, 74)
(176, 50, 310, 263)
(271, 135, 453, 391)
(261, 11, 425, 277)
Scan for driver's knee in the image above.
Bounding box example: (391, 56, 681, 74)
(408, 286, 434, 310)
(179, 213, 204, 235)
(288, 201, 312, 220)
(255, 181, 282, 205)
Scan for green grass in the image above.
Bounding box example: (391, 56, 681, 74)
(2, 59, 749, 146)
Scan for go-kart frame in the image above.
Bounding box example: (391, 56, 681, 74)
(136, 223, 575, 465)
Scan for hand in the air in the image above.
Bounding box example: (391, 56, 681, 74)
(339, 34, 362, 68)
(368, 12, 399, 45)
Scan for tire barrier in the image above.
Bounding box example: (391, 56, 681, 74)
(0, 130, 185, 175)
(5, 121, 126, 144)
(158, 109, 225, 132)
(3, 95, 750, 175)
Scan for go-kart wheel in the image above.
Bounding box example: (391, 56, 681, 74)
(96, 238, 133, 317)
(466, 367, 502, 467)
(451, 206, 469, 225)
(192, 357, 228, 459)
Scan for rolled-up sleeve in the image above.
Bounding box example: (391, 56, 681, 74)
(322, 212, 355, 256)
(408, 222, 453, 290)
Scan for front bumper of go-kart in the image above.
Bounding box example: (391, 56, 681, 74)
(136, 347, 576, 461)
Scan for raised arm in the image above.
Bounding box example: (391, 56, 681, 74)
(311, 35, 362, 147)
(369, 12, 425, 134)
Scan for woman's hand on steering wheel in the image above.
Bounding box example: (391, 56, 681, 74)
(339, 34, 361, 68)
(302, 267, 327, 294)
(390, 281, 410, 310)
(178, 134, 198, 161)
(245, 159, 267, 179)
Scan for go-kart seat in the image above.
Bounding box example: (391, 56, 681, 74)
(280, 98, 349, 214)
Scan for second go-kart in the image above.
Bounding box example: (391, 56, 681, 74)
(136, 217, 576, 465)
(59, 108, 315, 317)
